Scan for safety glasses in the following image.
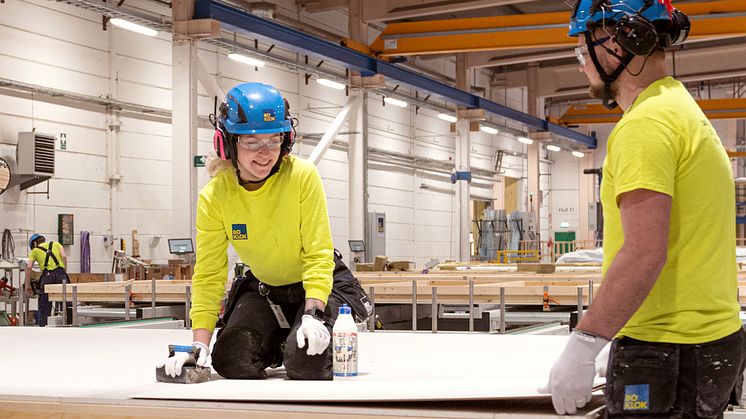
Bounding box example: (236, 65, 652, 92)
(237, 135, 283, 151)
(574, 36, 611, 66)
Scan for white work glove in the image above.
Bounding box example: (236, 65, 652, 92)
(296, 314, 330, 356)
(156, 342, 210, 378)
(595, 341, 611, 378)
(538, 331, 610, 415)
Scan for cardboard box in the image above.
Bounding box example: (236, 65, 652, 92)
(354, 263, 374, 272)
(373, 256, 388, 271)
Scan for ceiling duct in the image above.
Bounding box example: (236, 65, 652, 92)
(228, 1, 277, 20)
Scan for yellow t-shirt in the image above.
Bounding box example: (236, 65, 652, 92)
(190, 155, 335, 331)
(601, 76, 741, 344)
(29, 242, 65, 271)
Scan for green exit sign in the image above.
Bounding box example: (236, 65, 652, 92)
(193, 155, 207, 167)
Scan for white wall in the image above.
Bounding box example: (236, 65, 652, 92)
(0, 0, 544, 271)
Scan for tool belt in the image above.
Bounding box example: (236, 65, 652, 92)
(220, 249, 372, 326)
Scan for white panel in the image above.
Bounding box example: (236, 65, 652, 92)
(120, 157, 172, 186)
(0, 54, 109, 98)
(55, 152, 107, 182)
(118, 184, 171, 211)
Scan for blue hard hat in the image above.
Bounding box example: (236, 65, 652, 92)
(569, 0, 674, 37)
(219, 82, 292, 135)
(29, 234, 43, 250)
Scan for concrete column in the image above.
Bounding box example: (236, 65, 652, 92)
(348, 0, 368, 262)
(455, 53, 471, 262)
(172, 41, 199, 238)
(578, 153, 593, 242)
(526, 63, 541, 244)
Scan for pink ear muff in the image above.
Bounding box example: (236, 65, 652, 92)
(213, 129, 227, 160)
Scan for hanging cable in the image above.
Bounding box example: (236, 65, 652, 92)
(1, 229, 15, 260)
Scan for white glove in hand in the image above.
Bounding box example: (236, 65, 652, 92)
(296, 314, 330, 356)
(538, 331, 610, 415)
(156, 342, 210, 378)
(595, 341, 611, 378)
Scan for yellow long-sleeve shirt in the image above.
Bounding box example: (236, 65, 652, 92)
(190, 155, 335, 331)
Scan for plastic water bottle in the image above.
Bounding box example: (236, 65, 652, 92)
(333, 303, 358, 377)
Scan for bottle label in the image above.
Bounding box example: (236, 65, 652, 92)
(333, 331, 358, 377)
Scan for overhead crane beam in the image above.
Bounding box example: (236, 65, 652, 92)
(557, 98, 746, 126)
(369, 1, 746, 57)
(193, 0, 597, 148)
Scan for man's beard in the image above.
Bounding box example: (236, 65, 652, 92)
(589, 80, 619, 101)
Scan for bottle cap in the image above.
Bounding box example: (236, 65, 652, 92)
(338, 303, 351, 315)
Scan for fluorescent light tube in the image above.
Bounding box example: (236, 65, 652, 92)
(228, 53, 265, 67)
(546, 144, 561, 152)
(517, 136, 533, 145)
(316, 78, 345, 90)
(572, 151, 585, 158)
(480, 126, 498, 135)
(110, 18, 158, 37)
(437, 113, 457, 123)
(383, 97, 408, 108)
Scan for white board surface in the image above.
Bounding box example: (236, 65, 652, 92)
(0, 327, 602, 403)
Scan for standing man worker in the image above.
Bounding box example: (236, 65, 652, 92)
(158, 82, 370, 380)
(25, 234, 69, 327)
(541, 0, 745, 416)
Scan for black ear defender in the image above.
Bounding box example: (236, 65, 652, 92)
(281, 98, 296, 156)
(614, 13, 659, 56)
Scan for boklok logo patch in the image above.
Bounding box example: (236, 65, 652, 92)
(263, 109, 276, 122)
(232, 224, 248, 240)
(624, 384, 650, 411)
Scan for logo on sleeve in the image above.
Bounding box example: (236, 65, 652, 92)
(232, 224, 248, 240)
(624, 384, 650, 411)
(263, 109, 276, 122)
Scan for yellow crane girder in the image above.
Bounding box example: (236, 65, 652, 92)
(366, 1, 746, 57)
(558, 98, 746, 126)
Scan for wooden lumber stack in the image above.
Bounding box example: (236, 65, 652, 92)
(45, 280, 192, 303)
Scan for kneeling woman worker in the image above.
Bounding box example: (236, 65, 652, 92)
(160, 82, 367, 380)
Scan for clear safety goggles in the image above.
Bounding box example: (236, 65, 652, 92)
(237, 135, 283, 151)
(574, 36, 610, 67)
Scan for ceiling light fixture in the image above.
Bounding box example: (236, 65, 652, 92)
(572, 151, 585, 158)
(316, 78, 345, 90)
(228, 53, 265, 67)
(517, 136, 534, 145)
(546, 144, 561, 152)
(436, 113, 458, 123)
(110, 18, 158, 37)
(383, 97, 408, 108)
(480, 126, 498, 135)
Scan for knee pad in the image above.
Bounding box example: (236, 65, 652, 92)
(211, 327, 267, 379)
(283, 338, 332, 380)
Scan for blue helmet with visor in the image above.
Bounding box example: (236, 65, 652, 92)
(567, 0, 689, 109)
(569, 0, 675, 37)
(29, 234, 44, 250)
(219, 82, 292, 135)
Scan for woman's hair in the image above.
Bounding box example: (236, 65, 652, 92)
(206, 150, 235, 178)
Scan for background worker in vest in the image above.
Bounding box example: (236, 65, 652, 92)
(540, 0, 746, 416)
(24, 234, 69, 327)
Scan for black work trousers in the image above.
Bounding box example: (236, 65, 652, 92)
(35, 268, 68, 327)
(211, 274, 338, 380)
(605, 328, 746, 418)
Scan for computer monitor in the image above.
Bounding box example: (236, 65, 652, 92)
(348, 240, 365, 253)
(168, 238, 194, 255)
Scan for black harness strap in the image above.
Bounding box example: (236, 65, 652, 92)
(41, 242, 60, 271)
